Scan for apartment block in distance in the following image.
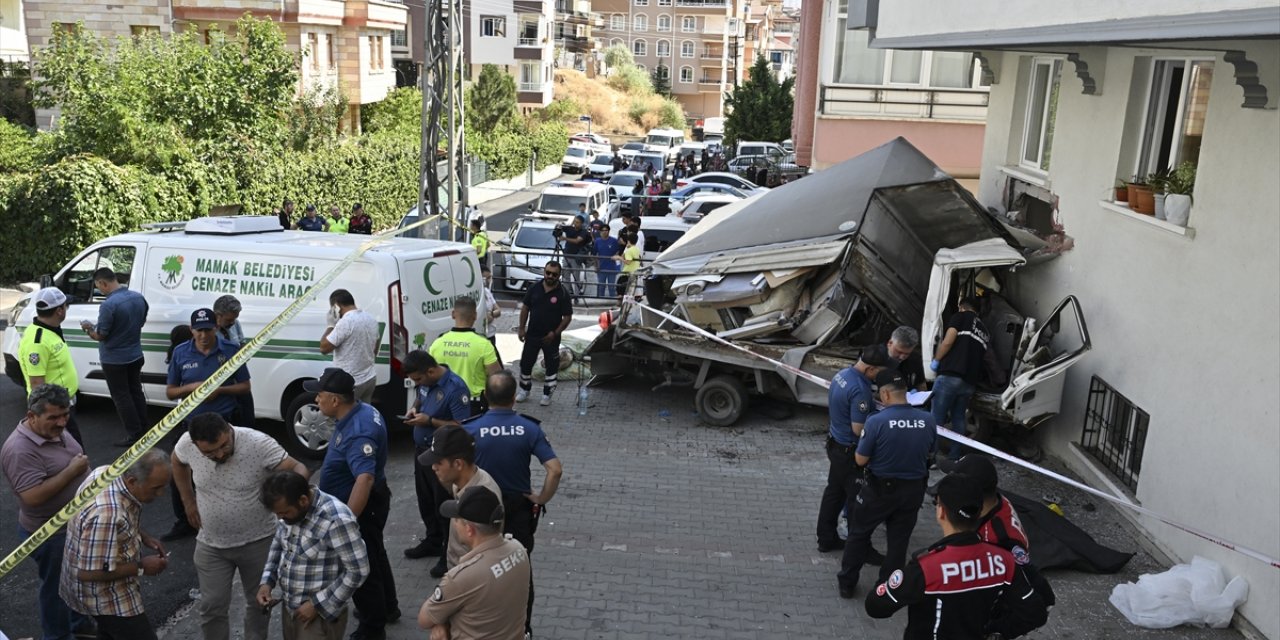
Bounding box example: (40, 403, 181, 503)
(467, 0, 556, 108)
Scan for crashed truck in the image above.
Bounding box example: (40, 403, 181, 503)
(586, 138, 1091, 456)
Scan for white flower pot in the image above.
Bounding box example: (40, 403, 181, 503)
(1154, 193, 1167, 220)
(1165, 194, 1192, 227)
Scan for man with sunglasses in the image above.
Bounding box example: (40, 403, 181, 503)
(172, 413, 309, 640)
(163, 308, 253, 542)
(516, 261, 573, 406)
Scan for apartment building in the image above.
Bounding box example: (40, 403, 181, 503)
(20, 0, 407, 131)
(466, 0, 556, 108)
(791, 0, 988, 176)
(555, 0, 601, 75)
(594, 0, 737, 119)
(1, 0, 27, 63)
(859, 2, 1280, 637)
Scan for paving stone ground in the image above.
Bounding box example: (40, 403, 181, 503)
(158, 324, 1246, 640)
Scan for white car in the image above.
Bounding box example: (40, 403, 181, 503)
(586, 153, 616, 180)
(533, 180, 618, 221)
(561, 145, 597, 174)
(674, 193, 741, 219)
(608, 215, 697, 262)
(607, 171, 647, 212)
(571, 132, 612, 148)
(675, 172, 770, 194)
(491, 216, 566, 292)
(643, 128, 686, 161)
(616, 142, 645, 164)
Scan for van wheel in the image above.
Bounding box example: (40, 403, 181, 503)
(283, 392, 334, 461)
(696, 375, 748, 427)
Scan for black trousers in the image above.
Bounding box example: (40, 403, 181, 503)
(816, 438, 863, 546)
(352, 480, 398, 630)
(65, 402, 84, 447)
(518, 335, 561, 395)
(94, 614, 157, 640)
(413, 443, 450, 550)
(837, 476, 926, 590)
(502, 491, 541, 635)
(101, 357, 148, 439)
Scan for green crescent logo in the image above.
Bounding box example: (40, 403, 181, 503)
(423, 262, 442, 295)
(463, 257, 476, 288)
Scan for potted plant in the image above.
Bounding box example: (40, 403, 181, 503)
(1114, 179, 1129, 203)
(1127, 175, 1155, 215)
(1164, 161, 1195, 227)
(1148, 168, 1172, 220)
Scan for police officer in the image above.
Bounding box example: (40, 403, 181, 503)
(464, 370, 563, 638)
(400, 351, 472, 569)
(418, 486, 530, 640)
(308, 368, 400, 639)
(213, 294, 255, 428)
(516, 261, 573, 406)
(430, 297, 501, 414)
(18, 288, 84, 445)
(837, 368, 936, 599)
(163, 308, 252, 541)
(816, 346, 891, 555)
(865, 473, 1050, 638)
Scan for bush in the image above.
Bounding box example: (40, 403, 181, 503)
(657, 98, 685, 129)
(361, 86, 422, 138)
(0, 120, 39, 173)
(608, 65, 653, 95)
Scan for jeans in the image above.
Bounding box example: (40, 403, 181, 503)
(816, 439, 863, 546)
(562, 255, 588, 296)
(596, 269, 619, 298)
(931, 374, 976, 460)
(193, 537, 273, 640)
(101, 357, 148, 439)
(19, 525, 85, 640)
(351, 480, 397, 631)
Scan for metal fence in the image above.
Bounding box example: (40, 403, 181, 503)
(1079, 375, 1149, 492)
(491, 247, 653, 305)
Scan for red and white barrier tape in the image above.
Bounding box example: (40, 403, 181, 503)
(633, 302, 1280, 569)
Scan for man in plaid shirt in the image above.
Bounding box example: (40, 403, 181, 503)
(61, 449, 172, 640)
(257, 470, 369, 640)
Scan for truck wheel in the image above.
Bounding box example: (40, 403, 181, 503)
(696, 375, 748, 427)
(283, 391, 334, 461)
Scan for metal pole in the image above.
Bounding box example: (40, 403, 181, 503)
(443, 0, 456, 241)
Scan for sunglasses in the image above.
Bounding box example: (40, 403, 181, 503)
(545, 271, 561, 278)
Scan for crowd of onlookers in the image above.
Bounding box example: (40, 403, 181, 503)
(274, 199, 374, 234)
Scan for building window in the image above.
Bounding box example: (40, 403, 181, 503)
(326, 34, 336, 70)
(829, 5, 977, 89)
(679, 65, 693, 83)
(633, 39, 647, 57)
(657, 15, 672, 32)
(633, 15, 648, 31)
(519, 61, 541, 91)
(1019, 57, 1062, 172)
(610, 14, 625, 31)
(680, 40, 694, 58)
(656, 40, 670, 58)
(1080, 376, 1149, 492)
(634, 0, 649, 6)
(658, 0, 672, 5)
(129, 25, 159, 37)
(681, 16, 696, 32)
(481, 16, 506, 37)
(518, 18, 539, 46)
(392, 27, 407, 48)
(307, 33, 319, 71)
(611, 38, 624, 49)
(1137, 58, 1214, 176)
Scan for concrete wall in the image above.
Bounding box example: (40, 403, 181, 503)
(811, 117, 984, 176)
(976, 41, 1280, 639)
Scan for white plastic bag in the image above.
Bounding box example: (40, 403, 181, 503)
(1109, 556, 1249, 629)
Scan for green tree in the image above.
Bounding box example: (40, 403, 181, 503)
(724, 55, 794, 148)
(651, 65, 671, 98)
(603, 44, 635, 70)
(466, 64, 518, 133)
(361, 86, 423, 138)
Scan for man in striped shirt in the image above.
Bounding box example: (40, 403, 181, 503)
(60, 449, 172, 640)
(257, 470, 370, 640)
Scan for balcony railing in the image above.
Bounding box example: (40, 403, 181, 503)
(819, 85, 989, 120)
(698, 77, 720, 84)
(519, 82, 544, 92)
(701, 51, 722, 59)
(518, 37, 540, 46)
(677, 0, 727, 6)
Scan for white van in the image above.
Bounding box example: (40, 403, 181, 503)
(643, 128, 686, 161)
(532, 180, 619, 221)
(1, 216, 482, 458)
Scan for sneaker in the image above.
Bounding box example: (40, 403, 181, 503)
(516, 388, 530, 403)
(866, 547, 886, 566)
(387, 606, 402, 623)
(539, 394, 552, 406)
(403, 540, 442, 559)
(817, 539, 845, 553)
(430, 559, 448, 579)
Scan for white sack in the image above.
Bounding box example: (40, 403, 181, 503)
(1109, 556, 1249, 629)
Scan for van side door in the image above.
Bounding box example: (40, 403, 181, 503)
(56, 243, 149, 396)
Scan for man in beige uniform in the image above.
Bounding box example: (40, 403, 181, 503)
(418, 426, 503, 571)
(418, 486, 530, 640)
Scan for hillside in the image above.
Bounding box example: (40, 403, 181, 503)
(550, 68, 685, 136)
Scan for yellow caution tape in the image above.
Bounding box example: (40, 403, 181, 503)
(0, 213, 447, 578)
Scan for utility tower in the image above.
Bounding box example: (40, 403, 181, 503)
(418, 0, 468, 241)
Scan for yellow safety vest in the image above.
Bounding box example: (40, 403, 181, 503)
(18, 323, 79, 395)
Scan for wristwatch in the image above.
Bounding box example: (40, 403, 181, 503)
(137, 565, 145, 577)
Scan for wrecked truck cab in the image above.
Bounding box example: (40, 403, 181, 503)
(587, 137, 1090, 441)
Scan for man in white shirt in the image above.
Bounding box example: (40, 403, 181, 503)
(320, 289, 381, 403)
(172, 413, 310, 640)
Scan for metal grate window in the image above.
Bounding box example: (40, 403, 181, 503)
(1080, 375, 1149, 492)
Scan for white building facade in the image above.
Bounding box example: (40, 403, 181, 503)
(860, 1, 1280, 637)
(467, 0, 556, 108)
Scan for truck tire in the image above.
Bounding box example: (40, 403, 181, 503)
(283, 391, 334, 461)
(696, 375, 748, 427)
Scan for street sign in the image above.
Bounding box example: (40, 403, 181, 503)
(579, 115, 592, 121)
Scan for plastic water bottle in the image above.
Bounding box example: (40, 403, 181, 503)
(578, 387, 589, 416)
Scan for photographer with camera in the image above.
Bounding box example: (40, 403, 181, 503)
(555, 217, 592, 300)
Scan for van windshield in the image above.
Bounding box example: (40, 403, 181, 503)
(537, 194, 588, 215)
(566, 147, 590, 157)
(646, 134, 673, 147)
(514, 225, 560, 250)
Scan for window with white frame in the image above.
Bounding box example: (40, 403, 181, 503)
(681, 40, 694, 58)
(634, 0, 648, 6)
(1019, 57, 1062, 172)
(611, 38, 623, 48)
(657, 15, 672, 32)
(634, 15, 648, 31)
(610, 14, 625, 31)
(680, 65, 693, 82)
(520, 61, 541, 90)
(828, 0, 979, 88)
(1136, 58, 1213, 176)
(681, 16, 696, 32)
(658, 0, 672, 5)
(657, 39, 670, 57)
(481, 16, 506, 37)
(633, 39, 647, 56)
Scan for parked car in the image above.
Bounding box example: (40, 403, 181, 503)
(533, 180, 618, 221)
(735, 140, 788, 159)
(490, 215, 565, 292)
(587, 153, 616, 180)
(673, 193, 743, 219)
(572, 132, 612, 147)
(608, 171, 647, 212)
(616, 141, 646, 164)
(727, 154, 806, 186)
(676, 171, 770, 194)
(643, 127, 686, 161)
(668, 183, 750, 210)
(629, 151, 668, 179)
(561, 145, 597, 174)
(607, 214, 697, 262)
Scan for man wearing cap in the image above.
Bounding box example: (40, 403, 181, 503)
(418, 486, 530, 640)
(296, 205, 327, 231)
(516, 261, 573, 406)
(465, 370, 562, 636)
(429, 297, 501, 413)
(940, 455, 1030, 552)
(418, 426, 503, 579)
(308, 368, 399, 640)
(865, 473, 1049, 638)
(2, 384, 94, 640)
(837, 368, 936, 600)
(81, 267, 150, 448)
(816, 346, 890, 555)
(319, 289, 380, 404)
(213, 294, 255, 428)
(349, 204, 373, 235)
(930, 297, 991, 461)
(19, 287, 84, 444)
(400, 351, 472, 564)
(163, 308, 253, 541)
